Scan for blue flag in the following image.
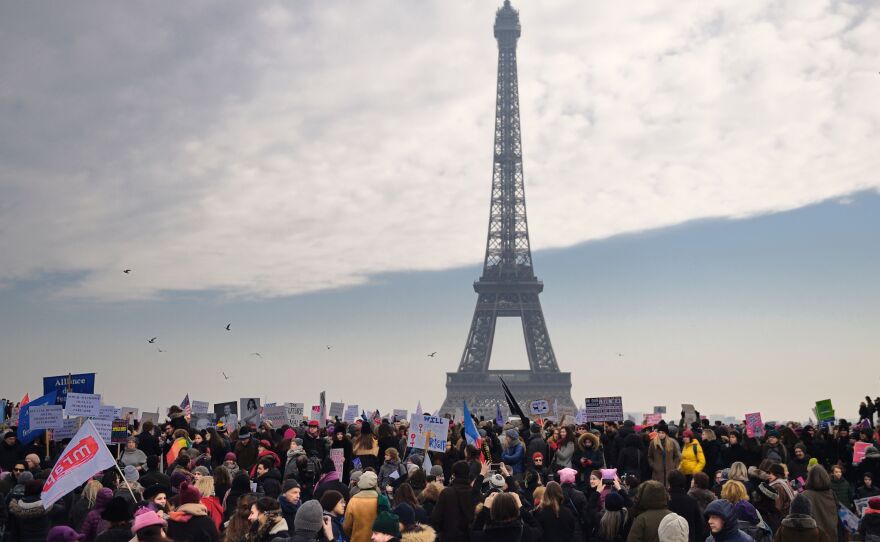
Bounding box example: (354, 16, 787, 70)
(462, 401, 480, 447)
(17, 390, 59, 445)
(495, 403, 504, 426)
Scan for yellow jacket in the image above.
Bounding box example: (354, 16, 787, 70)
(679, 440, 706, 474)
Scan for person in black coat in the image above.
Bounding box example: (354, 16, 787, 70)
(616, 433, 645, 479)
(721, 432, 749, 468)
(431, 461, 481, 542)
(525, 424, 548, 468)
(471, 492, 542, 542)
(137, 422, 162, 458)
(534, 482, 576, 542)
(667, 470, 703, 542)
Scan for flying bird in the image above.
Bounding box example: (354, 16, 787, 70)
(617, 353, 624, 357)
(428, 352, 438, 357)
(251, 352, 262, 358)
(157, 347, 166, 353)
(148, 337, 158, 343)
(222, 372, 229, 380)
(326, 345, 332, 350)
(123, 269, 131, 274)
(225, 323, 231, 331)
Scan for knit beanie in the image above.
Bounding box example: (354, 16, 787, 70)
(178, 481, 201, 506)
(132, 509, 166, 534)
(790, 494, 812, 515)
(394, 503, 416, 527)
(192, 466, 210, 477)
(357, 471, 378, 490)
(294, 500, 324, 532)
(530, 423, 541, 434)
(656, 421, 669, 434)
(658, 512, 689, 542)
(604, 492, 624, 512)
(282, 478, 301, 493)
(16, 471, 34, 485)
(123, 465, 140, 482)
(372, 495, 401, 537)
(224, 452, 237, 462)
(869, 497, 880, 511)
(733, 501, 760, 525)
(505, 428, 519, 441)
(558, 467, 577, 484)
(429, 465, 444, 478)
(319, 490, 345, 513)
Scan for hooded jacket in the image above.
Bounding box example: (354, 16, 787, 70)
(579, 432, 606, 471)
(166, 502, 220, 542)
(80, 488, 114, 542)
(703, 500, 753, 542)
(647, 435, 681, 483)
(626, 480, 670, 542)
(801, 488, 840, 542)
(679, 440, 706, 475)
(773, 513, 830, 542)
(431, 477, 478, 542)
(7, 494, 61, 542)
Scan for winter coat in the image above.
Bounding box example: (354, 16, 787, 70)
(234, 439, 259, 471)
(378, 459, 407, 491)
(94, 525, 134, 542)
(762, 443, 788, 465)
(0, 439, 22, 471)
(721, 443, 749, 468)
(679, 440, 705, 475)
(80, 488, 114, 542)
(859, 509, 880, 539)
(738, 521, 773, 542)
(769, 479, 795, 515)
(702, 500, 754, 542)
(787, 457, 810, 482)
(279, 495, 300, 533)
(801, 489, 839, 542)
(322, 512, 345, 542)
(579, 432, 606, 472)
(120, 447, 147, 468)
(619, 434, 648, 479)
(830, 477, 853, 508)
(626, 481, 670, 542)
(137, 431, 161, 458)
(431, 478, 478, 542)
(553, 440, 576, 469)
(687, 487, 716, 516)
(702, 439, 723, 479)
(470, 506, 542, 542)
(201, 495, 224, 531)
(501, 442, 525, 475)
(6, 495, 60, 542)
(667, 488, 702, 542)
(856, 484, 880, 500)
(772, 514, 830, 542)
(647, 437, 681, 483)
(343, 488, 379, 542)
(526, 432, 548, 467)
(535, 505, 576, 542)
(166, 502, 220, 542)
(401, 523, 437, 542)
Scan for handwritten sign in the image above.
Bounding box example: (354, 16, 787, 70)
(263, 405, 288, 427)
(97, 405, 119, 421)
(393, 409, 408, 421)
(644, 413, 663, 426)
(529, 400, 550, 415)
(28, 405, 64, 430)
(65, 393, 101, 418)
(407, 414, 450, 452)
(192, 401, 210, 414)
(285, 403, 304, 425)
(330, 448, 345, 476)
(584, 397, 624, 422)
(745, 412, 764, 438)
(310, 405, 322, 422)
(54, 418, 80, 440)
(92, 418, 113, 444)
(854, 441, 871, 465)
(344, 404, 359, 424)
(329, 402, 345, 420)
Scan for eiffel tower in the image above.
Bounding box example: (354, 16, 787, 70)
(439, 0, 575, 420)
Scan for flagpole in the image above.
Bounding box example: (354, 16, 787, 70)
(85, 419, 137, 503)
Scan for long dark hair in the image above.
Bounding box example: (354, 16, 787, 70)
(392, 483, 419, 508)
(542, 481, 563, 518)
(356, 423, 376, 450)
(489, 493, 520, 523)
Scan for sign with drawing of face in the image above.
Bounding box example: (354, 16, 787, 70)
(214, 401, 238, 429)
(240, 398, 261, 427)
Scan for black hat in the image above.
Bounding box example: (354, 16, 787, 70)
(394, 503, 416, 527)
(282, 478, 301, 493)
(142, 485, 169, 502)
(101, 496, 132, 522)
(656, 421, 669, 434)
(790, 494, 811, 516)
(605, 492, 625, 512)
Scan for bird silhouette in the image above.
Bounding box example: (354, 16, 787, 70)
(123, 269, 131, 274)
(617, 353, 623, 357)
(428, 352, 438, 357)
(225, 323, 231, 331)
(251, 352, 262, 358)
(157, 347, 166, 353)
(326, 345, 332, 350)
(148, 337, 158, 343)
(222, 372, 229, 380)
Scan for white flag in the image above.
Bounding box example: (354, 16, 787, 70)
(422, 452, 432, 471)
(415, 401, 423, 417)
(41, 420, 117, 508)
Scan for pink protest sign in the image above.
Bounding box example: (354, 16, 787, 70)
(745, 412, 764, 438)
(644, 413, 662, 426)
(854, 442, 871, 464)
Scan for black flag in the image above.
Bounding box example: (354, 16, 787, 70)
(498, 376, 529, 429)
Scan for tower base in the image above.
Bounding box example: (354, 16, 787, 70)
(439, 370, 576, 421)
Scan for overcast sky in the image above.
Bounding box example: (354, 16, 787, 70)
(1, 1, 878, 422)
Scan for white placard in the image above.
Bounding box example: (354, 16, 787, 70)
(575, 408, 588, 425)
(309, 405, 322, 422)
(140, 412, 159, 425)
(53, 418, 80, 440)
(192, 401, 209, 414)
(29, 404, 64, 430)
(263, 405, 288, 427)
(330, 448, 344, 476)
(285, 403, 304, 425)
(329, 402, 345, 420)
(407, 414, 450, 452)
(92, 418, 113, 444)
(343, 404, 359, 424)
(393, 409, 408, 421)
(65, 392, 101, 418)
(529, 400, 550, 415)
(97, 405, 119, 421)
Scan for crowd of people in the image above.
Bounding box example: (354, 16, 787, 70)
(2, 399, 880, 542)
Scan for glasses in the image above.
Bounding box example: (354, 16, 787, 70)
(13, 468, 24, 472)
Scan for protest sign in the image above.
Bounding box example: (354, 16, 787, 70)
(17, 391, 59, 445)
(28, 404, 64, 430)
(262, 405, 288, 427)
(330, 448, 345, 476)
(192, 401, 209, 414)
(653, 406, 667, 414)
(286, 403, 304, 425)
(310, 405, 322, 422)
(408, 414, 450, 452)
(120, 407, 139, 423)
(745, 412, 764, 438)
(41, 420, 118, 508)
(43, 373, 96, 407)
(584, 396, 624, 422)
(111, 419, 129, 444)
(240, 398, 261, 427)
(140, 412, 159, 426)
(575, 408, 588, 425)
(92, 418, 113, 444)
(98, 405, 119, 421)
(65, 393, 101, 418)
(54, 418, 80, 441)
(854, 441, 871, 465)
(343, 404, 359, 424)
(393, 409, 408, 421)
(214, 402, 238, 429)
(855, 497, 872, 517)
(815, 399, 835, 422)
(644, 413, 662, 426)
(190, 413, 215, 431)
(529, 400, 550, 415)
(682, 404, 698, 425)
(329, 402, 345, 420)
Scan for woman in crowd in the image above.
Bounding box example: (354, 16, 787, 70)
(471, 491, 541, 542)
(534, 481, 576, 542)
(353, 423, 380, 472)
(800, 465, 839, 542)
(679, 430, 706, 479)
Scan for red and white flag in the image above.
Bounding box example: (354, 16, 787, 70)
(180, 394, 191, 417)
(41, 420, 116, 508)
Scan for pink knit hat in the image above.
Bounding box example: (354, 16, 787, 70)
(132, 508, 166, 534)
(558, 467, 578, 484)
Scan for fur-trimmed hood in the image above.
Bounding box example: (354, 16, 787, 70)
(780, 514, 817, 530)
(8, 497, 49, 519)
(402, 524, 437, 542)
(578, 432, 602, 450)
(748, 466, 769, 481)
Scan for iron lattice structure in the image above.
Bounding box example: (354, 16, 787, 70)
(440, 1, 575, 420)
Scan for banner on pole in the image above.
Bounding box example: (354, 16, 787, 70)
(42, 373, 96, 408)
(17, 391, 59, 445)
(111, 419, 129, 444)
(41, 420, 117, 508)
(584, 397, 624, 422)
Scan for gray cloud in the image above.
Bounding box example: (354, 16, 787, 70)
(1, 1, 878, 299)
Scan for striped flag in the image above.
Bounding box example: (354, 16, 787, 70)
(165, 435, 191, 465)
(462, 401, 480, 448)
(180, 394, 191, 417)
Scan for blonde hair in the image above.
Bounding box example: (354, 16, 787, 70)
(418, 481, 443, 504)
(721, 480, 749, 504)
(702, 429, 716, 441)
(82, 480, 103, 506)
(532, 486, 546, 506)
(729, 462, 748, 482)
(195, 475, 215, 497)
